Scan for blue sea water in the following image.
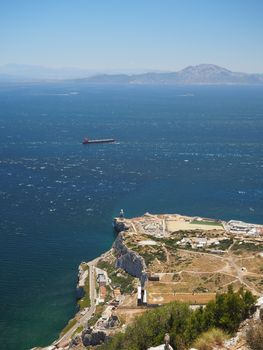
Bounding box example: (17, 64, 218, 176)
(0, 83, 262, 350)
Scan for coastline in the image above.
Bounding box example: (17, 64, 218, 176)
(32, 212, 263, 350)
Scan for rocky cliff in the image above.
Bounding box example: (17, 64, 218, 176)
(75, 264, 88, 300)
(113, 231, 148, 285)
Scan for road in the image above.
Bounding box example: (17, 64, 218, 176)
(55, 257, 99, 347)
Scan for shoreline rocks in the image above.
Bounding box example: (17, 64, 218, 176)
(76, 263, 88, 300)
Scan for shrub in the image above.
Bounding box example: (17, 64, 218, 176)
(193, 328, 227, 350)
(98, 288, 255, 350)
(246, 321, 263, 350)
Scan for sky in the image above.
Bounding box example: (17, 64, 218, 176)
(0, 0, 263, 73)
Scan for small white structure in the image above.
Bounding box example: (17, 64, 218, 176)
(177, 238, 191, 247)
(248, 228, 259, 237)
(148, 345, 173, 350)
(196, 238, 207, 248)
(143, 289, 147, 305)
(97, 273, 106, 284)
(137, 285, 142, 305)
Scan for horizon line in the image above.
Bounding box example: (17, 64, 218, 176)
(1, 63, 263, 75)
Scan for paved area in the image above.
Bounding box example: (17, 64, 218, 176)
(55, 257, 99, 347)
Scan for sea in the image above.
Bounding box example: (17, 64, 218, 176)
(0, 83, 262, 350)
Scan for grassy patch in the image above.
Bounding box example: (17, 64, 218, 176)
(60, 318, 77, 336)
(157, 237, 181, 250)
(191, 220, 223, 227)
(155, 248, 166, 262)
(136, 247, 166, 265)
(138, 250, 156, 265)
(88, 305, 104, 327)
(231, 242, 263, 252)
(73, 324, 84, 336)
(80, 263, 89, 271)
(193, 328, 228, 350)
(216, 238, 233, 250)
(148, 234, 183, 245)
(97, 260, 115, 274)
(97, 260, 135, 294)
(105, 285, 113, 303)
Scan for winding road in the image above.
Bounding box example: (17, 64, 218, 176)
(55, 257, 99, 347)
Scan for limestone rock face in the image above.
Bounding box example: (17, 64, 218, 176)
(75, 286, 84, 300)
(113, 218, 130, 232)
(148, 345, 173, 350)
(114, 232, 147, 285)
(81, 327, 107, 346)
(76, 264, 88, 300)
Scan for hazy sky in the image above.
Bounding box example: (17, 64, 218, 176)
(1, 0, 263, 73)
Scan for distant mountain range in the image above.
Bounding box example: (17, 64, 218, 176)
(80, 64, 263, 85)
(1, 64, 263, 84)
(0, 64, 99, 81)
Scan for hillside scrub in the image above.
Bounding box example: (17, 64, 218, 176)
(193, 328, 227, 350)
(98, 287, 255, 350)
(246, 321, 263, 350)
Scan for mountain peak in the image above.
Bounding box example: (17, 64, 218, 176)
(180, 64, 231, 74)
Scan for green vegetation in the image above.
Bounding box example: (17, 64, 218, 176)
(97, 260, 135, 294)
(88, 305, 104, 327)
(105, 285, 113, 303)
(60, 317, 77, 336)
(151, 235, 183, 247)
(231, 242, 263, 252)
(80, 263, 89, 271)
(216, 238, 233, 250)
(78, 270, 91, 309)
(137, 247, 166, 265)
(98, 287, 256, 350)
(193, 286, 208, 293)
(97, 260, 114, 275)
(193, 328, 227, 350)
(191, 220, 223, 227)
(73, 324, 84, 336)
(128, 239, 167, 265)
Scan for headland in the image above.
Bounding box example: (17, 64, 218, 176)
(32, 212, 263, 350)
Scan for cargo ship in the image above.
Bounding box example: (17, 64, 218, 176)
(82, 137, 115, 145)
